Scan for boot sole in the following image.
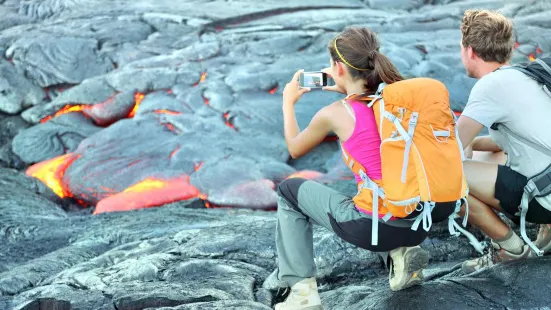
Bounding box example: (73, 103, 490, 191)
(391, 247, 429, 291)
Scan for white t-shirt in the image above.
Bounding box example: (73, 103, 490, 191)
(462, 66, 551, 209)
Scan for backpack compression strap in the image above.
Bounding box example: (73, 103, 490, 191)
(339, 141, 387, 246)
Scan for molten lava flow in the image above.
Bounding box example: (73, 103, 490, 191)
(223, 112, 237, 131)
(286, 170, 324, 180)
(203, 95, 210, 105)
(269, 85, 278, 94)
(26, 153, 80, 198)
(169, 147, 180, 158)
(194, 161, 204, 171)
(197, 192, 211, 208)
(40, 104, 89, 123)
(128, 92, 145, 118)
(193, 71, 207, 86)
(453, 110, 461, 117)
(154, 109, 181, 115)
(41, 91, 147, 124)
(162, 122, 176, 132)
(529, 53, 536, 62)
(94, 175, 201, 214)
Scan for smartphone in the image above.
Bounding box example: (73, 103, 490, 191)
(299, 71, 328, 88)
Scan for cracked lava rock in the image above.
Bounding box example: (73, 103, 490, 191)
(1, 0, 551, 309)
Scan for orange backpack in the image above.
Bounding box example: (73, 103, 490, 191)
(341, 77, 476, 249)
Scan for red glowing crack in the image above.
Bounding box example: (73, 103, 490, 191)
(193, 71, 207, 87)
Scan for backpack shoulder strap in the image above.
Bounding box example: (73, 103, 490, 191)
(493, 123, 551, 158)
(339, 140, 367, 176)
(535, 58, 551, 76)
(500, 65, 539, 81)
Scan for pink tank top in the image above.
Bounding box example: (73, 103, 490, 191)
(341, 100, 382, 183)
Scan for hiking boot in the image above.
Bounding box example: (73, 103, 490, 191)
(529, 224, 551, 257)
(274, 277, 323, 310)
(388, 246, 429, 291)
(461, 240, 531, 274)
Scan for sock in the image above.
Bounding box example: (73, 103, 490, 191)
(494, 229, 525, 255)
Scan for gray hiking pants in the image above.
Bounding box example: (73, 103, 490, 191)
(275, 178, 456, 287)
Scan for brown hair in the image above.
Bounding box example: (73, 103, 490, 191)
(328, 27, 403, 94)
(461, 9, 514, 63)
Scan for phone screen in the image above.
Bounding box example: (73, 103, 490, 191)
(300, 72, 326, 88)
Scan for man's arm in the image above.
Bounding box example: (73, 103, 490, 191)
(457, 115, 484, 150)
(471, 135, 502, 152)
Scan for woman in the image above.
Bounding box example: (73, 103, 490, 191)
(273, 27, 458, 310)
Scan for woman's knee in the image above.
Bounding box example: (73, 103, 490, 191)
(277, 178, 307, 200)
(276, 178, 309, 212)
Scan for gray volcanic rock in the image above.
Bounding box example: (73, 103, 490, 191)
(0, 60, 45, 114)
(0, 168, 548, 309)
(12, 112, 101, 163)
(0, 113, 29, 168)
(6, 35, 114, 87)
(18, 0, 88, 21)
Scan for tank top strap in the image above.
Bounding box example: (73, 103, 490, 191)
(341, 99, 356, 121)
(346, 100, 372, 126)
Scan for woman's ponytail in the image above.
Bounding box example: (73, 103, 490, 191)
(372, 52, 403, 85)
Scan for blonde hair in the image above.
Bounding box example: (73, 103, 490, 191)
(461, 9, 514, 63)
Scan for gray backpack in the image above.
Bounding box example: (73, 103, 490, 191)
(494, 57, 551, 256)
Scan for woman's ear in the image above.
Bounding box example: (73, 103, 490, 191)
(336, 61, 345, 77)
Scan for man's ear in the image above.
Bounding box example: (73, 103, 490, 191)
(467, 46, 477, 60)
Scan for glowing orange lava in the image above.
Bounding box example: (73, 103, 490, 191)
(223, 112, 237, 131)
(26, 153, 81, 198)
(194, 161, 204, 171)
(154, 109, 181, 115)
(40, 91, 146, 124)
(40, 104, 88, 123)
(286, 170, 324, 180)
(128, 92, 145, 118)
(269, 86, 278, 94)
(94, 175, 202, 214)
(193, 71, 207, 86)
(169, 147, 180, 158)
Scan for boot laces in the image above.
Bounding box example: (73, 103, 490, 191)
(477, 244, 499, 267)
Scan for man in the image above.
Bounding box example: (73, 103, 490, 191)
(456, 9, 551, 274)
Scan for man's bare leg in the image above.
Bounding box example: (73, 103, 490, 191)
(459, 151, 530, 274)
(471, 150, 507, 166)
(461, 159, 510, 239)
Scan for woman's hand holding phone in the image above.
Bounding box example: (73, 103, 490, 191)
(320, 67, 345, 94)
(283, 69, 311, 107)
